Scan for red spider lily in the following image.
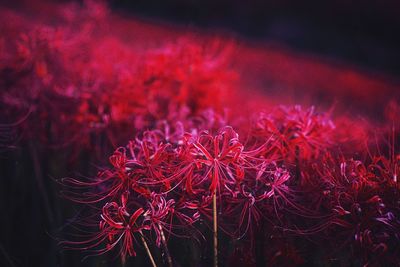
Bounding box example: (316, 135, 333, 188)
(369, 155, 400, 184)
(143, 194, 176, 247)
(62, 202, 150, 264)
(0, 1, 237, 154)
(315, 155, 377, 192)
(185, 126, 245, 194)
(61, 147, 150, 203)
(60, 118, 400, 265)
(298, 153, 400, 265)
(220, 161, 292, 237)
(184, 108, 229, 136)
(130, 138, 174, 190)
(184, 195, 213, 222)
(252, 105, 336, 162)
(137, 39, 236, 115)
(222, 185, 264, 239)
(4, 1, 400, 266)
(248, 162, 322, 220)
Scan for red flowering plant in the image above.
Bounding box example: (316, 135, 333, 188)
(59, 102, 400, 267)
(250, 105, 336, 163)
(58, 91, 400, 266)
(0, 1, 238, 162)
(61, 121, 200, 266)
(61, 110, 319, 266)
(287, 151, 400, 266)
(2, 1, 400, 267)
(221, 162, 291, 239)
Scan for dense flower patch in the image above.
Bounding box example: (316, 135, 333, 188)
(1, 1, 399, 266)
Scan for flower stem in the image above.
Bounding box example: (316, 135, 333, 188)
(213, 191, 218, 267)
(158, 224, 173, 267)
(139, 231, 157, 267)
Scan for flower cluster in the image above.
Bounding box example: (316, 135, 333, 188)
(0, 1, 236, 155)
(62, 105, 400, 266)
(1, 1, 399, 266)
(61, 118, 296, 262)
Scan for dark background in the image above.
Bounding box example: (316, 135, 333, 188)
(114, 0, 400, 77)
(1, 1, 399, 267)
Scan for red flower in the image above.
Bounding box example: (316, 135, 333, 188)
(185, 126, 244, 194)
(62, 201, 150, 264)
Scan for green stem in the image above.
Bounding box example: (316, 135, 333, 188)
(158, 224, 173, 267)
(139, 231, 157, 267)
(213, 192, 218, 267)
